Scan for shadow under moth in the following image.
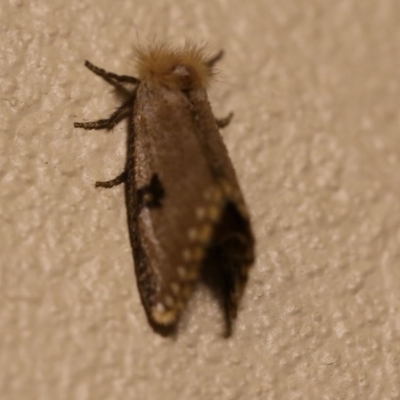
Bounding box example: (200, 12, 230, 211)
(74, 42, 255, 337)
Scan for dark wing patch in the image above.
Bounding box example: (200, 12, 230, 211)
(138, 173, 165, 209)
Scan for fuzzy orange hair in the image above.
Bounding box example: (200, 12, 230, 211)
(134, 41, 215, 90)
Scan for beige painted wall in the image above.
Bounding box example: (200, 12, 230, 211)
(1, 0, 400, 399)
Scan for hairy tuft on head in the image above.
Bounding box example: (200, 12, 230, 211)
(134, 41, 216, 90)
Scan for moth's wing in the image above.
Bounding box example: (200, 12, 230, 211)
(129, 83, 217, 327)
(129, 83, 254, 331)
(189, 89, 255, 335)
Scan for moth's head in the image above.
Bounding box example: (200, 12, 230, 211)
(134, 41, 215, 91)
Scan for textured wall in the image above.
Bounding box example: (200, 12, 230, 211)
(1, 0, 400, 399)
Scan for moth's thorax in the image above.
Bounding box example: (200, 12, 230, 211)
(134, 42, 213, 91)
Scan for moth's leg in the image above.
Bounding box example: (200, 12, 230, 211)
(207, 48, 232, 130)
(216, 112, 234, 129)
(84, 60, 140, 85)
(74, 96, 134, 130)
(95, 171, 126, 188)
(207, 50, 224, 68)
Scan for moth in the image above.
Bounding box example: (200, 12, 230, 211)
(74, 42, 255, 336)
